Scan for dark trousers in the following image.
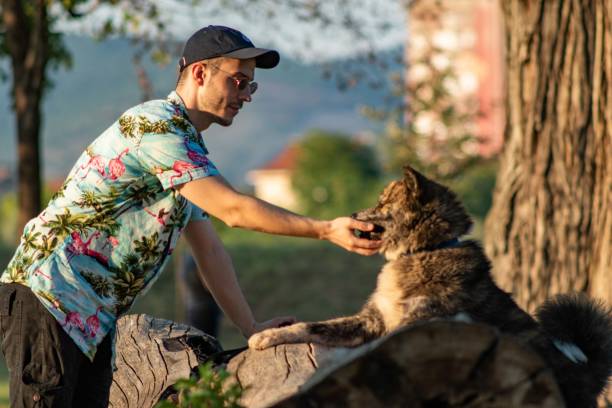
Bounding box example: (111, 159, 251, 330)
(0, 283, 112, 407)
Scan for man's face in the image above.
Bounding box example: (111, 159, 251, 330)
(198, 58, 256, 127)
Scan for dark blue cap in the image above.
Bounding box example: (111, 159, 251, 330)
(179, 25, 280, 71)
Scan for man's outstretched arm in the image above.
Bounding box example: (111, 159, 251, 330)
(177, 175, 381, 256)
(183, 219, 294, 337)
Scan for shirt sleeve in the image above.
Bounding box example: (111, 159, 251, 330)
(190, 203, 210, 222)
(136, 129, 220, 190)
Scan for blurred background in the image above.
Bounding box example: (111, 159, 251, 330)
(2, 0, 609, 405)
(0, 1, 500, 402)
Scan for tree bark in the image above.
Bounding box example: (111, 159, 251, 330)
(110, 314, 223, 407)
(111, 318, 565, 407)
(484, 0, 612, 312)
(231, 321, 564, 408)
(1, 0, 48, 235)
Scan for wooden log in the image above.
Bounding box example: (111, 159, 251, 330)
(109, 314, 223, 407)
(229, 321, 565, 408)
(110, 316, 565, 407)
(227, 342, 348, 408)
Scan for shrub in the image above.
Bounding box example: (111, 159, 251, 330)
(291, 130, 382, 219)
(156, 362, 243, 408)
(446, 159, 498, 219)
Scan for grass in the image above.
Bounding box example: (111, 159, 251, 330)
(0, 365, 7, 408)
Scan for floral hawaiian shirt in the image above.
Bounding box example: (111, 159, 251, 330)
(1, 91, 219, 361)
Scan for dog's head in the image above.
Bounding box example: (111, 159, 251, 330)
(353, 165, 473, 259)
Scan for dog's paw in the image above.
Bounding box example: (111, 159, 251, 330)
(248, 330, 277, 350)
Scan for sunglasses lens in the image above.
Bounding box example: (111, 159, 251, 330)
(234, 78, 257, 94)
(237, 80, 248, 91)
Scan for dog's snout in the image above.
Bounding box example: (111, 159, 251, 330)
(372, 224, 385, 233)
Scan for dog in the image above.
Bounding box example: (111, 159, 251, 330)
(248, 166, 612, 407)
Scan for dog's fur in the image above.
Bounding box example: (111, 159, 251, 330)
(248, 166, 612, 407)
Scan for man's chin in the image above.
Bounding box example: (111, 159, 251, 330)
(218, 117, 233, 127)
(211, 114, 233, 127)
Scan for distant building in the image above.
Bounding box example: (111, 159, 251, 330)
(246, 144, 300, 211)
(407, 0, 505, 157)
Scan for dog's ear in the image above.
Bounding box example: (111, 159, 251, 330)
(403, 165, 440, 205)
(403, 165, 425, 199)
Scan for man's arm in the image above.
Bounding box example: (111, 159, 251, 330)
(177, 175, 380, 255)
(183, 219, 294, 337)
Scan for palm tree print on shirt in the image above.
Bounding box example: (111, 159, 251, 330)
(80, 270, 113, 298)
(134, 232, 162, 263)
(46, 208, 85, 238)
(118, 114, 171, 140)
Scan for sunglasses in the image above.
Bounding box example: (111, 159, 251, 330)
(209, 64, 258, 95)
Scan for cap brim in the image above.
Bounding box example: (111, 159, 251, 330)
(222, 48, 280, 69)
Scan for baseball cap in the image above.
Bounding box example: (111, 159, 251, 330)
(178, 25, 280, 71)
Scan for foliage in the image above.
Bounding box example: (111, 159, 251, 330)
(362, 1, 482, 182)
(0, 194, 17, 246)
(0, 184, 58, 246)
(291, 130, 383, 219)
(446, 159, 498, 219)
(156, 362, 243, 408)
(0, 0, 178, 90)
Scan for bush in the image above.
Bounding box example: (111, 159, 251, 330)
(291, 130, 382, 219)
(156, 362, 243, 408)
(446, 159, 498, 219)
(0, 193, 17, 246)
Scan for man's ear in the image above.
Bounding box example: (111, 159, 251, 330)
(191, 63, 206, 85)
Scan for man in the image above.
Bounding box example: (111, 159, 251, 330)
(0, 25, 380, 407)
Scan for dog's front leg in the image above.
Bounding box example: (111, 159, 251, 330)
(248, 322, 313, 350)
(248, 310, 384, 350)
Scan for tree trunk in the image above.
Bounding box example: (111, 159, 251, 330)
(1, 0, 48, 235)
(484, 0, 612, 312)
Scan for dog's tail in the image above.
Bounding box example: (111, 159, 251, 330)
(536, 293, 612, 399)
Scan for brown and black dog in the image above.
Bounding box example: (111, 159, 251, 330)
(248, 166, 612, 407)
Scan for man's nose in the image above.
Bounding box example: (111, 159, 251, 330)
(240, 92, 252, 103)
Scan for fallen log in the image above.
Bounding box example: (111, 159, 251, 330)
(111, 316, 565, 407)
(229, 321, 565, 408)
(109, 314, 222, 407)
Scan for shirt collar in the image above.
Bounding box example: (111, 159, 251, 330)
(166, 91, 209, 153)
(167, 91, 190, 120)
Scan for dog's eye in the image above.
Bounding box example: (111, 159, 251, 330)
(378, 204, 392, 215)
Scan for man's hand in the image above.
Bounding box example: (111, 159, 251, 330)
(321, 217, 382, 256)
(247, 316, 296, 338)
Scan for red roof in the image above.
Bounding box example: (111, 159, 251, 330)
(258, 144, 300, 171)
